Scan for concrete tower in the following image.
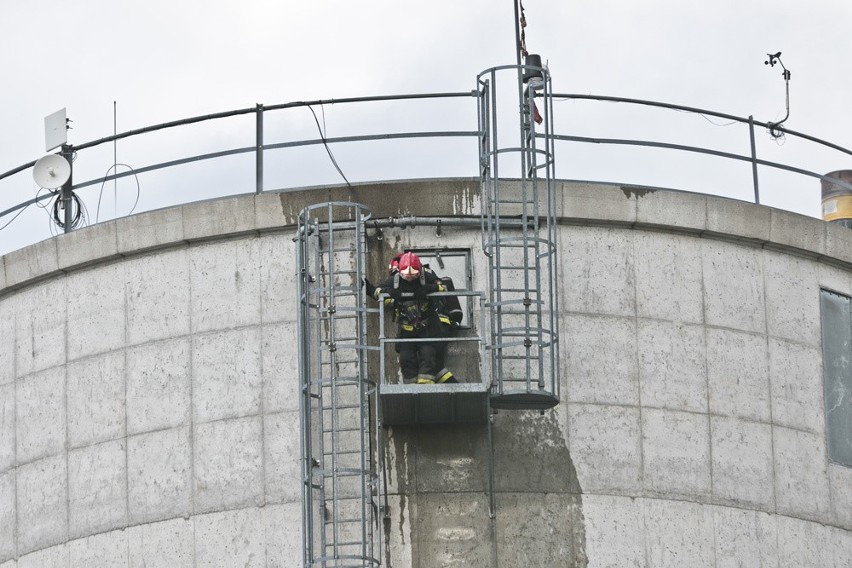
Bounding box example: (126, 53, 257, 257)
(2, 177, 852, 566)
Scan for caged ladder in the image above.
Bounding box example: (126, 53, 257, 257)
(297, 202, 383, 567)
(477, 61, 561, 410)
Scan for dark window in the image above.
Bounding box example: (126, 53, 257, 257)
(820, 289, 852, 467)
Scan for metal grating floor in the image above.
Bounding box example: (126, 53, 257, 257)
(379, 382, 490, 426)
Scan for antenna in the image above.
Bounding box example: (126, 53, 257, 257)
(32, 153, 71, 189)
(44, 108, 70, 152)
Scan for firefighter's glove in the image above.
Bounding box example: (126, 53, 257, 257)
(414, 284, 437, 300)
(363, 278, 376, 297)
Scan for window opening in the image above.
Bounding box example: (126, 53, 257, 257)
(409, 248, 473, 328)
(820, 288, 852, 468)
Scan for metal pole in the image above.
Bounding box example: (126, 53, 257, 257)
(749, 115, 760, 204)
(256, 103, 264, 194)
(512, 0, 522, 67)
(60, 144, 74, 233)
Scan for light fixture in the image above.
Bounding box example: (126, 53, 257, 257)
(523, 54, 545, 89)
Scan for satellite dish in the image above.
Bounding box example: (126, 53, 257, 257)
(33, 154, 71, 189)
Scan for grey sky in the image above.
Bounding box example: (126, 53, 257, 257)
(1, 0, 851, 255)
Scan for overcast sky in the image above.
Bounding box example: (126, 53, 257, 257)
(2, 0, 851, 255)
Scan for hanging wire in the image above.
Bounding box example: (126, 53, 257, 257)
(0, 204, 30, 231)
(51, 191, 85, 231)
(299, 102, 353, 189)
(554, 96, 739, 127)
(96, 163, 142, 222)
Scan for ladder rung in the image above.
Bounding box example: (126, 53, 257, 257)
(321, 359, 361, 366)
(491, 199, 535, 205)
(325, 504, 367, 512)
(323, 538, 367, 546)
(317, 470, 369, 479)
(316, 247, 357, 254)
(319, 312, 359, 319)
(323, 450, 363, 457)
(324, 493, 370, 501)
(321, 404, 361, 411)
(491, 242, 540, 248)
(320, 423, 364, 430)
(324, 336, 360, 343)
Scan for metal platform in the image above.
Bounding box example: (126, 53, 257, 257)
(489, 389, 560, 411)
(379, 382, 490, 426)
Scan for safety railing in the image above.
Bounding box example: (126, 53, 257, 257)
(548, 93, 852, 206)
(2, 90, 852, 253)
(374, 290, 490, 426)
(375, 290, 487, 386)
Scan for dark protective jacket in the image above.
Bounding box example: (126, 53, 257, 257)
(372, 271, 446, 334)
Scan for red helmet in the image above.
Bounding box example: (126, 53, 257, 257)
(388, 253, 403, 274)
(398, 252, 422, 281)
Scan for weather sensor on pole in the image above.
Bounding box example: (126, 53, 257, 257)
(764, 52, 791, 138)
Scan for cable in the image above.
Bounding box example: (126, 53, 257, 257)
(300, 102, 353, 189)
(1, 186, 59, 232)
(686, 111, 738, 127)
(770, 127, 787, 145)
(51, 191, 85, 230)
(95, 163, 142, 222)
(35, 186, 57, 209)
(0, 203, 30, 231)
(555, 97, 739, 128)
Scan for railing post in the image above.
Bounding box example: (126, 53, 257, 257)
(256, 103, 264, 194)
(749, 115, 760, 204)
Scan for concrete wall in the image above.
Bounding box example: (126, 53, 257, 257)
(1, 179, 852, 566)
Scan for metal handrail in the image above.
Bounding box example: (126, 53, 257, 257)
(552, 93, 852, 158)
(549, 93, 852, 201)
(377, 290, 487, 387)
(0, 91, 480, 221)
(3, 90, 852, 231)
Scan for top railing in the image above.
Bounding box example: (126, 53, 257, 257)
(549, 93, 852, 206)
(1, 90, 851, 254)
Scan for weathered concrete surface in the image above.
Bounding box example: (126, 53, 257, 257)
(127, 427, 192, 525)
(125, 338, 192, 435)
(68, 439, 127, 539)
(0, 180, 851, 566)
(564, 314, 639, 406)
(67, 352, 125, 448)
(706, 328, 771, 422)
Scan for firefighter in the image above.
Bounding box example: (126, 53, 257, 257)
(364, 252, 446, 384)
(385, 252, 460, 384)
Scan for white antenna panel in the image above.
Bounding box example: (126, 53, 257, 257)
(33, 154, 71, 189)
(44, 108, 67, 152)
